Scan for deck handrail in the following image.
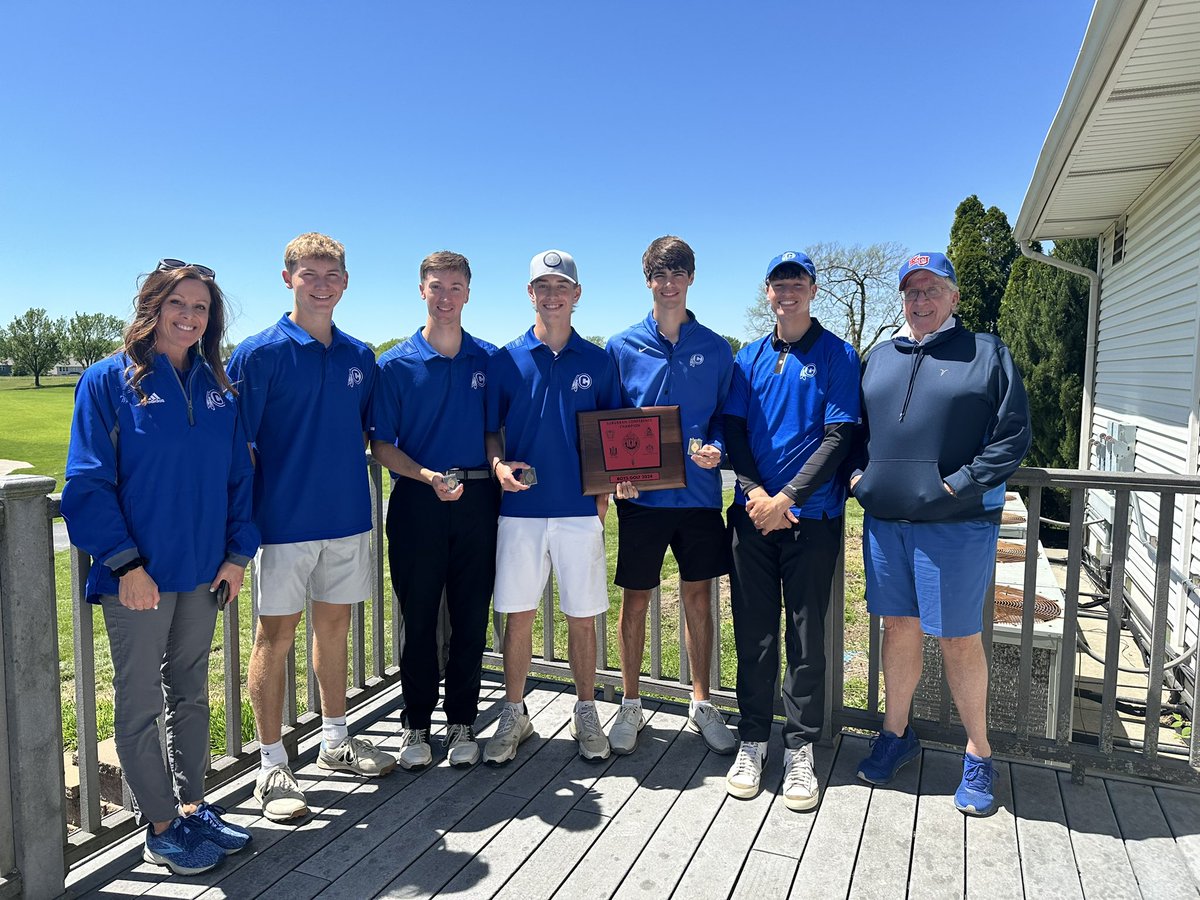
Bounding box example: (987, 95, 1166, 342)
(4, 462, 1200, 896)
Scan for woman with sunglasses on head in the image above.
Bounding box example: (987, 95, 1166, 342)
(62, 259, 260, 875)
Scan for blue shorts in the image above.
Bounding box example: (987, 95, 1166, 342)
(863, 516, 999, 638)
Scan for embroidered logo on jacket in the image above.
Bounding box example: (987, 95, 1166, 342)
(471, 371, 486, 389)
(798, 364, 817, 381)
(571, 373, 592, 392)
(347, 367, 364, 388)
(689, 353, 704, 367)
(205, 390, 226, 410)
(145, 392, 166, 404)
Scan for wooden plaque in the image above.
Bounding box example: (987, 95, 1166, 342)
(577, 406, 686, 495)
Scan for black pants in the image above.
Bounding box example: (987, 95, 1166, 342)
(386, 476, 499, 730)
(728, 504, 841, 748)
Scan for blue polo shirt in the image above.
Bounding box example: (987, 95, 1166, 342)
(606, 310, 733, 510)
(228, 313, 376, 544)
(725, 322, 860, 519)
(370, 327, 497, 475)
(486, 327, 622, 518)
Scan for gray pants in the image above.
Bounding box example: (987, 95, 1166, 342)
(100, 583, 217, 823)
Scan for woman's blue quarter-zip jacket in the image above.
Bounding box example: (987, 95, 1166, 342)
(851, 317, 1031, 524)
(62, 351, 260, 603)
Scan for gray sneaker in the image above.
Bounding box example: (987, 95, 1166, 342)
(397, 728, 432, 770)
(689, 703, 737, 754)
(782, 744, 819, 811)
(483, 704, 533, 766)
(570, 702, 611, 760)
(319, 735, 397, 777)
(254, 765, 308, 823)
(608, 704, 645, 755)
(445, 724, 480, 768)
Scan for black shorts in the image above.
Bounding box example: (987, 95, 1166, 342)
(614, 500, 730, 589)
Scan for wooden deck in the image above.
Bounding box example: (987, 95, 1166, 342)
(68, 676, 1200, 899)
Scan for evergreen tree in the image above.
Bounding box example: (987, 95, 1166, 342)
(948, 195, 1018, 334)
(998, 238, 1095, 480)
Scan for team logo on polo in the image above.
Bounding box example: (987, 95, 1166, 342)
(205, 390, 226, 411)
(798, 364, 817, 380)
(571, 373, 592, 392)
(909, 254, 930, 266)
(347, 367, 364, 388)
(689, 353, 704, 367)
(471, 371, 486, 389)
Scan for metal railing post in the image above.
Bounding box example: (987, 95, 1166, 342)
(0, 475, 66, 898)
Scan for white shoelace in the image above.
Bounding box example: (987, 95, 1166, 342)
(576, 704, 603, 737)
(733, 743, 764, 778)
(445, 724, 475, 746)
(785, 747, 815, 793)
(495, 707, 522, 739)
(402, 728, 429, 748)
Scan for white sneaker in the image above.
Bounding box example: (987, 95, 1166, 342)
(608, 704, 645, 755)
(398, 727, 432, 770)
(688, 702, 737, 754)
(782, 744, 819, 811)
(254, 765, 308, 823)
(570, 702, 611, 760)
(445, 723, 480, 767)
(318, 735, 397, 777)
(726, 741, 767, 799)
(483, 704, 533, 766)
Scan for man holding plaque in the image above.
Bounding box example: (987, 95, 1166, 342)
(369, 251, 499, 771)
(483, 249, 623, 764)
(723, 251, 860, 811)
(604, 236, 736, 756)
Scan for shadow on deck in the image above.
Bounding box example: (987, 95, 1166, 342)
(67, 675, 1200, 900)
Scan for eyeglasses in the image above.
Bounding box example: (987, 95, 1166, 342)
(157, 258, 216, 279)
(901, 285, 949, 302)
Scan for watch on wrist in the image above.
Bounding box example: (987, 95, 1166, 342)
(112, 557, 148, 578)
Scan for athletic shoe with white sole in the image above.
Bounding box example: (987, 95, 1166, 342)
(688, 703, 737, 754)
(254, 765, 308, 823)
(445, 723, 480, 767)
(570, 702, 611, 760)
(319, 734, 397, 777)
(396, 728, 433, 770)
(726, 741, 767, 799)
(608, 704, 645, 755)
(142, 818, 224, 875)
(483, 704, 533, 765)
(782, 744, 820, 811)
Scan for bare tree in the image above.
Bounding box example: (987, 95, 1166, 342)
(744, 241, 909, 355)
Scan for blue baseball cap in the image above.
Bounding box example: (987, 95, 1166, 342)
(898, 252, 956, 289)
(765, 251, 816, 282)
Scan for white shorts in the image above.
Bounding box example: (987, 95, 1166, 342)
(493, 516, 609, 618)
(254, 531, 373, 616)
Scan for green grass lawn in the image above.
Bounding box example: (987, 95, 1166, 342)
(0, 375, 77, 486)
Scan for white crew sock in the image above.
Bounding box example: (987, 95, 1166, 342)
(322, 716, 348, 749)
(622, 697, 642, 709)
(259, 739, 288, 770)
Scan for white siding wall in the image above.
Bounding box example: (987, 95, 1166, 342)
(1090, 139, 1200, 677)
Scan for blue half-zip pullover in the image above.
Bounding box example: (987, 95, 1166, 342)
(606, 310, 733, 509)
(851, 316, 1031, 523)
(62, 352, 259, 603)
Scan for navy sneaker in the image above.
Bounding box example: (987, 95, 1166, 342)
(143, 818, 223, 875)
(187, 802, 252, 853)
(856, 726, 921, 785)
(954, 752, 996, 816)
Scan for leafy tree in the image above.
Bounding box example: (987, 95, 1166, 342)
(375, 337, 403, 356)
(744, 241, 909, 354)
(723, 335, 744, 355)
(0, 308, 66, 387)
(64, 312, 124, 369)
(584, 335, 607, 347)
(947, 195, 1018, 334)
(998, 237, 1095, 511)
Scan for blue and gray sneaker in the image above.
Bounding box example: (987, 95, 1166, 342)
(954, 752, 996, 816)
(143, 818, 224, 875)
(856, 726, 921, 785)
(187, 802, 252, 853)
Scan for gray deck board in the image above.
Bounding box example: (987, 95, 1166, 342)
(1011, 761, 1084, 899)
(791, 737, 872, 898)
(1058, 771, 1140, 900)
(69, 676, 1200, 900)
(909, 748, 965, 900)
(1105, 778, 1197, 900)
(1156, 785, 1200, 893)
(671, 724, 784, 899)
(965, 760, 1021, 900)
(849, 736, 921, 900)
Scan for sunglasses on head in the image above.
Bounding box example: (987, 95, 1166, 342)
(157, 258, 216, 279)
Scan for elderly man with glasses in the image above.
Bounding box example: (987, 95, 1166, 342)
(849, 252, 1030, 816)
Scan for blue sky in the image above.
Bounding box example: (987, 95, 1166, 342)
(1, 1, 1092, 348)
